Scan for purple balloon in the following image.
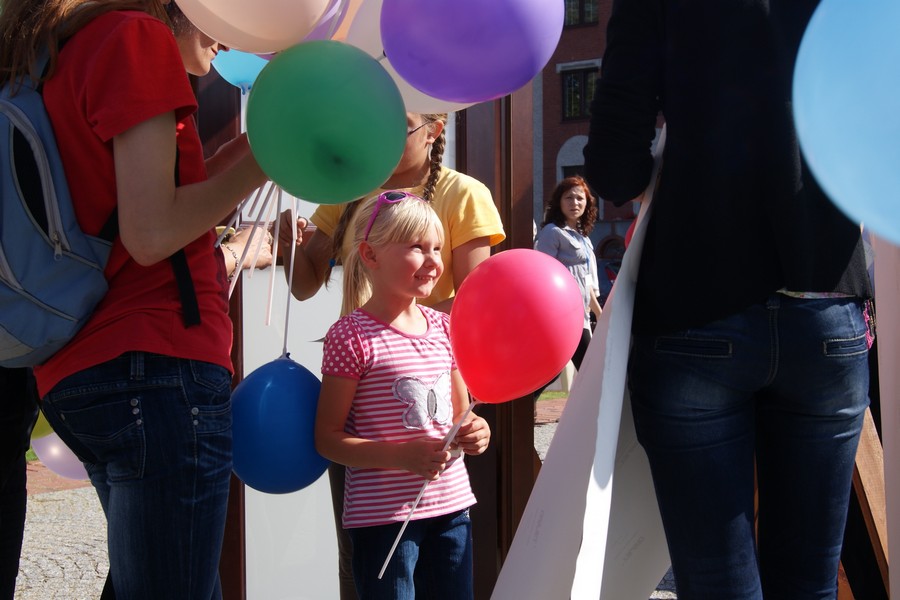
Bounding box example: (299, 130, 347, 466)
(31, 433, 88, 481)
(381, 0, 563, 103)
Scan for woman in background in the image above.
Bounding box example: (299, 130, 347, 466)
(532, 176, 602, 399)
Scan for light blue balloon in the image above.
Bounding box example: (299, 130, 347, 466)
(212, 50, 268, 94)
(793, 0, 900, 245)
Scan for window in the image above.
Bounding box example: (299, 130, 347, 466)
(562, 68, 598, 120)
(565, 0, 599, 26)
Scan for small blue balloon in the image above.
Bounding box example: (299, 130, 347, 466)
(212, 49, 268, 94)
(793, 0, 900, 244)
(232, 357, 330, 494)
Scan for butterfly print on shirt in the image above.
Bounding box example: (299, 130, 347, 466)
(392, 372, 453, 430)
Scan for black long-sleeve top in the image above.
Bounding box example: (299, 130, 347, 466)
(583, 0, 871, 336)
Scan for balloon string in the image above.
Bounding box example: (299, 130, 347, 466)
(229, 183, 276, 299)
(323, 0, 345, 40)
(281, 189, 297, 359)
(377, 399, 480, 580)
(265, 189, 284, 327)
(216, 187, 260, 248)
(247, 191, 277, 281)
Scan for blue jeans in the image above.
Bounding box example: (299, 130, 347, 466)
(41, 352, 233, 600)
(628, 295, 869, 600)
(348, 508, 473, 600)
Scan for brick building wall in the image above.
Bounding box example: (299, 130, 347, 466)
(536, 0, 637, 303)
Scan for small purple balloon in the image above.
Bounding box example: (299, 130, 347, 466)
(31, 433, 88, 481)
(381, 0, 564, 103)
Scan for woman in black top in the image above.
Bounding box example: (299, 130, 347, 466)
(584, 1, 872, 598)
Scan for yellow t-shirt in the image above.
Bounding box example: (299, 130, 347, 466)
(310, 166, 506, 306)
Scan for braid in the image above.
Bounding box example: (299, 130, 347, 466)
(422, 126, 444, 201)
(420, 113, 447, 201)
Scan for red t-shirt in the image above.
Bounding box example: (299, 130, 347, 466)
(33, 11, 233, 396)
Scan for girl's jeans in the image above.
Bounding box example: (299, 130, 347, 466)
(41, 352, 233, 600)
(629, 295, 869, 600)
(348, 508, 473, 600)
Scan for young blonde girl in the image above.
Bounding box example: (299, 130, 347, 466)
(316, 192, 490, 599)
(279, 111, 504, 599)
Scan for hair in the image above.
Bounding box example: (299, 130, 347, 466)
(340, 192, 444, 316)
(328, 112, 447, 284)
(542, 175, 598, 236)
(0, 0, 170, 89)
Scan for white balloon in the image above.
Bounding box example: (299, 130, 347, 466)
(345, 0, 473, 114)
(178, 0, 331, 54)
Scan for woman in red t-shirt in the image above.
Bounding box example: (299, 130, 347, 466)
(0, 2, 267, 598)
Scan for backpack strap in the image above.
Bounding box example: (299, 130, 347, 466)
(95, 208, 200, 328)
(171, 147, 200, 327)
(92, 154, 201, 328)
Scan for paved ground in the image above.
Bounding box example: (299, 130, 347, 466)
(17, 467, 106, 600)
(16, 398, 677, 599)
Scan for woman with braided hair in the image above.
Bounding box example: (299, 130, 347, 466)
(277, 111, 504, 599)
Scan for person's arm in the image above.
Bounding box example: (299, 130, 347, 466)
(315, 375, 452, 481)
(582, 0, 662, 205)
(114, 111, 267, 265)
(589, 287, 603, 320)
(429, 236, 492, 314)
(221, 226, 273, 280)
(204, 133, 254, 178)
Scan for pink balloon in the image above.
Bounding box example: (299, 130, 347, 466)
(31, 433, 88, 481)
(450, 249, 584, 403)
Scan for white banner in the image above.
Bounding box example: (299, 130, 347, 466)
(492, 130, 669, 600)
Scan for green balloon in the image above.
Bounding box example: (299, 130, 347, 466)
(246, 40, 407, 204)
(31, 410, 53, 440)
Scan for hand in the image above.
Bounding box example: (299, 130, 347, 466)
(399, 438, 453, 481)
(452, 414, 491, 456)
(228, 226, 273, 270)
(277, 210, 309, 250)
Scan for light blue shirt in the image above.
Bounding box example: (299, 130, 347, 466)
(534, 223, 599, 329)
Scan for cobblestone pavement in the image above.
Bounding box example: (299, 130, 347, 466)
(16, 485, 108, 600)
(17, 398, 676, 599)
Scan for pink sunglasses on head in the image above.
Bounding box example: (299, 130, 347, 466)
(363, 191, 426, 241)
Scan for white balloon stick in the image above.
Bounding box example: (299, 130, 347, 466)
(377, 400, 479, 580)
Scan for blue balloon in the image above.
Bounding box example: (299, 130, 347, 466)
(212, 49, 268, 93)
(232, 357, 330, 494)
(793, 0, 900, 245)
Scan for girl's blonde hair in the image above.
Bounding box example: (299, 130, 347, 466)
(341, 192, 443, 315)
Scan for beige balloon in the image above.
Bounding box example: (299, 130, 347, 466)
(177, 0, 331, 54)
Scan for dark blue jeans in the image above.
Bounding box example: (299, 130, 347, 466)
(41, 352, 233, 600)
(629, 295, 869, 600)
(348, 508, 473, 600)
